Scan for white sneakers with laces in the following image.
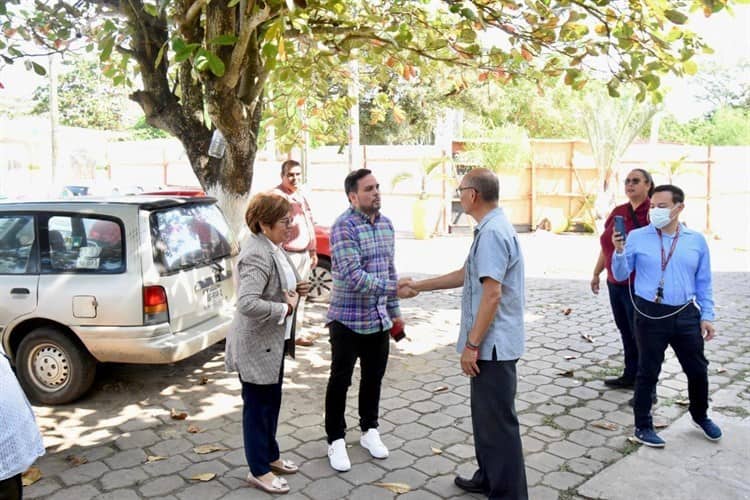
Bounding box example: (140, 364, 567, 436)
(327, 438, 351, 472)
(360, 428, 389, 459)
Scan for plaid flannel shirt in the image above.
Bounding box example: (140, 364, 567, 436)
(326, 207, 401, 334)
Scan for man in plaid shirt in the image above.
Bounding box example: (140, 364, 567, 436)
(324, 168, 415, 472)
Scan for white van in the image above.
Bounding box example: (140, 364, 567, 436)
(0, 196, 238, 404)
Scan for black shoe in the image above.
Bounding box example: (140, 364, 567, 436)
(604, 376, 635, 389)
(454, 476, 485, 494)
(628, 393, 658, 407)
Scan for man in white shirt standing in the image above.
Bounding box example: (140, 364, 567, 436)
(1, 349, 45, 500)
(273, 159, 318, 346)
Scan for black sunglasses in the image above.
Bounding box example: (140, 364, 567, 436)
(624, 178, 642, 185)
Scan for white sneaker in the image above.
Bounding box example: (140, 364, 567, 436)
(360, 428, 389, 459)
(327, 438, 351, 472)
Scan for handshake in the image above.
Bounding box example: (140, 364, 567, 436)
(397, 277, 419, 299)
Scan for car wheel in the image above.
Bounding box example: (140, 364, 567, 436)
(308, 256, 333, 302)
(16, 327, 97, 405)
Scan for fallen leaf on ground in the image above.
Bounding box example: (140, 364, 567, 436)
(199, 376, 209, 385)
(374, 482, 412, 494)
(675, 399, 690, 406)
(190, 472, 216, 482)
(431, 447, 443, 455)
(145, 455, 167, 463)
(626, 436, 640, 444)
(22, 467, 42, 486)
(591, 421, 618, 431)
(716, 367, 727, 374)
(65, 455, 88, 466)
(170, 408, 188, 420)
(432, 386, 449, 393)
(654, 420, 669, 429)
(564, 355, 577, 360)
(193, 444, 228, 454)
(580, 333, 594, 343)
(558, 370, 575, 377)
(187, 425, 202, 434)
(562, 308, 572, 316)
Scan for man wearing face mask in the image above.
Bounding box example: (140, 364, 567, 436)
(612, 184, 720, 448)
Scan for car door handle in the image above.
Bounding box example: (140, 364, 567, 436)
(10, 288, 30, 295)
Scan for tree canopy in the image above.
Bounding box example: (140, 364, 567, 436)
(31, 58, 130, 129)
(0, 0, 734, 210)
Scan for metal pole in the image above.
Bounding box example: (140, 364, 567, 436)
(48, 54, 59, 187)
(347, 59, 360, 171)
(706, 144, 712, 234)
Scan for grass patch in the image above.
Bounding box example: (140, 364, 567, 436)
(542, 415, 562, 430)
(558, 488, 579, 500)
(622, 439, 640, 456)
(596, 367, 622, 378)
(712, 406, 750, 418)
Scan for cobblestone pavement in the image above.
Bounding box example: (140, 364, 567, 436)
(23, 235, 750, 500)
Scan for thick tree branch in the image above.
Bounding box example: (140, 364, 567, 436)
(180, 0, 208, 32)
(221, 4, 271, 89)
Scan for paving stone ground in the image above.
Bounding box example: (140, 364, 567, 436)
(24, 233, 750, 499)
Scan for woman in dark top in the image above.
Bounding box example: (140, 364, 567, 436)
(591, 168, 654, 389)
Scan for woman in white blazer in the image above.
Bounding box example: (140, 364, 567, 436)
(225, 192, 309, 494)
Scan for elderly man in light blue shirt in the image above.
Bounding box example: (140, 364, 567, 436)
(407, 168, 527, 499)
(612, 184, 720, 449)
(1, 349, 45, 500)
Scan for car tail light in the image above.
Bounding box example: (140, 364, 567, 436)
(143, 285, 169, 325)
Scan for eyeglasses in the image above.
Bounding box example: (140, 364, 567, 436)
(455, 186, 477, 197)
(624, 178, 642, 185)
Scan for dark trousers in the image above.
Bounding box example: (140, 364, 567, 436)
(0, 474, 22, 500)
(633, 297, 709, 429)
(325, 321, 389, 443)
(470, 357, 528, 500)
(241, 360, 284, 477)
(607, 281, 639, 381)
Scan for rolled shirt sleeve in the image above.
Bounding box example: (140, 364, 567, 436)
(611, 247, 633, 282)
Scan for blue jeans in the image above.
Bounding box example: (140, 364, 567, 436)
(241, 360, 284, 477)
(633, 297, 709, 429)
(607, 281, 639, 381)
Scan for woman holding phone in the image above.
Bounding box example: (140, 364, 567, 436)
(591, 169, 654, 392)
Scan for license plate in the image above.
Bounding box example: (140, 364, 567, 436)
(202, 284, 223, 309)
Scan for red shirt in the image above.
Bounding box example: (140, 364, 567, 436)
(273, 184, 316, 253)
(600, 199, 650, 285)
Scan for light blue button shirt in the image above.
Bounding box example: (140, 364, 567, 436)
(459, 208, 525, 361)
(612, 223, 715, 320)
(0, 351, 45, 480)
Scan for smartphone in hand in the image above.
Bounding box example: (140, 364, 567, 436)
(614, 215, 627, 238)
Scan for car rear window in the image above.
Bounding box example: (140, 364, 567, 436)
(150, 202, 238, 274)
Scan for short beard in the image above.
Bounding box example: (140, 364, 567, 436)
(359, 203, 380, 216)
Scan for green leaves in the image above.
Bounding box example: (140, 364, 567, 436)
(664, 9, 688, 25)
(24, 60, 46, 76)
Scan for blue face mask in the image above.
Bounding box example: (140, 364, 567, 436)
(649, 207, 672, 229)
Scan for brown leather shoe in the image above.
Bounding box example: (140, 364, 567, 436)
(295, 337, 314, 347)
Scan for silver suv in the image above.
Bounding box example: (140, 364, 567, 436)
(0, 196, 238, 404)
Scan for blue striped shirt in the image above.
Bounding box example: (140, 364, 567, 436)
(612, 223, 715, 320)
(326, 207, 401, 334)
